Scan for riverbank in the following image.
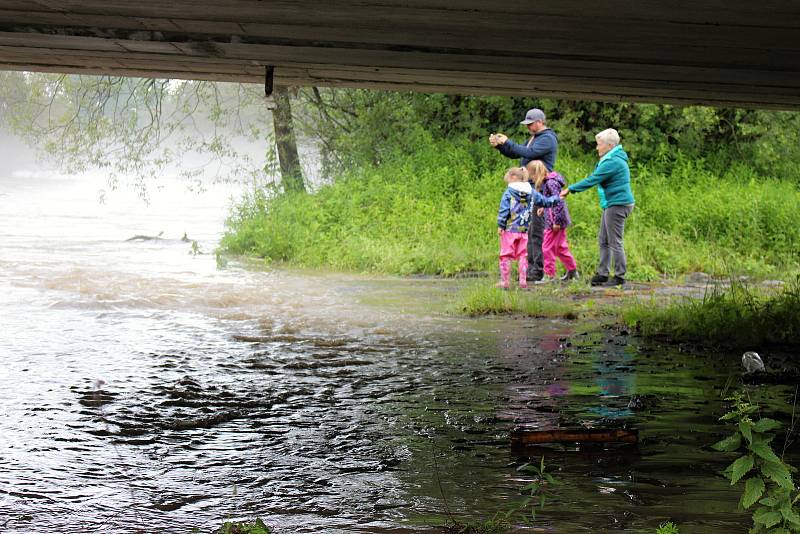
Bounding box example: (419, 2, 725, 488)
(221, 141, 800, 282)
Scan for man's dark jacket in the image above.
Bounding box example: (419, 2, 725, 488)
(495, 128, 558, 171)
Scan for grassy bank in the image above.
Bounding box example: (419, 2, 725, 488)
(622, 277, 800, 348)
(452, 277, 800, 350)
(222, 140, 800, 280)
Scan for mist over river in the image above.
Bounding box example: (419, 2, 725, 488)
(1, 167, 797, 533)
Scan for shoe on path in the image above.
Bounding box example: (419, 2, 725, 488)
(603, 276, 625, 287)
(590, 273, 608, 286)
(534, 276, 558, 285)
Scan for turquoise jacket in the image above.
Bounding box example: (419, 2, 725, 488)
(568, 145, 634, 209)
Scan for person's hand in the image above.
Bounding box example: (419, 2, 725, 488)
(495, 133, 508, 145)
(536, 207, 544, 216)
(497, 227, 503, 236)
(560, 188, 570, 198)
(552, 224, 561, 231)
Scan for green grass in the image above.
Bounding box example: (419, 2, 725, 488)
(216, 518, 270, 534)
(656, 522, 680, 534)
(222, 140, 800, 281)
(622, 277, 800, 348)
(452, 282, 580, 318)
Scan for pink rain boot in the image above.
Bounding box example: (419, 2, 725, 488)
(497, 259, 510, 289)
(518, 257, 529, 289)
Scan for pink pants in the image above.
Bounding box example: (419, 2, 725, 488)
(542, 228, 577, 277)
(499, 231, 529, 287)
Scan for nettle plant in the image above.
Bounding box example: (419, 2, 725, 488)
(712, 393, 800, 532)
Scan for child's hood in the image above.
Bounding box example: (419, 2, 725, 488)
(545, 171, 566, 188)
(508, 181, 532, 199)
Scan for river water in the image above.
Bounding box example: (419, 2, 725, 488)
(1, 170, 798, 533)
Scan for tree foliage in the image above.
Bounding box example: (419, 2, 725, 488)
(0, 72, 283, 198)
(297, 88, 800, 181)
(3, 72, 800, 195)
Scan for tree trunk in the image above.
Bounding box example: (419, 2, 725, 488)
(271, 85, 305, 193)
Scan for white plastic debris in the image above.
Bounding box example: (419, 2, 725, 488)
(742, 351, 765, 373)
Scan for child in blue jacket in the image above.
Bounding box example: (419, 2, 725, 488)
(497, 167, 562, 289)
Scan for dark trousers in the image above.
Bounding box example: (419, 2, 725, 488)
(526, 211, 545, 280)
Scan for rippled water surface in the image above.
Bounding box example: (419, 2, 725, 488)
(1, 171, 798, 533)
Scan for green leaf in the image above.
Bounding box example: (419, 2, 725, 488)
(712, 433, 743, 452)
(728, 455, 755, 485)
(752, 418, 782, 433)
(720, 411, 739, 421)
(761, 462, 795, 490)
(254, 518, 271, 534)
(740, 477, 765, 509)
(739, 420, 754, 444)
(750, 440, 782, 465)
(759, 496, 779, 507)
(752, 508, 782, 528)
(517, 462, 537, 474)
(780, 505, 800, 526)
(543, 472, 556, 483)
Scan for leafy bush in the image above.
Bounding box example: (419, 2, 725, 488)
(712, 394, 800, 532)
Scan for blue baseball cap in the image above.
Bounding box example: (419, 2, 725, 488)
(520, 108, 546, 125)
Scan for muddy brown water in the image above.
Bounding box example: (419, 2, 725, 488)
(1, 173, 798, 533)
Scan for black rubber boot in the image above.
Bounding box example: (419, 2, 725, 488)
(560, 270, 580, 281)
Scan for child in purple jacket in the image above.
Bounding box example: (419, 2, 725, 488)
(526, 161, 579, 282)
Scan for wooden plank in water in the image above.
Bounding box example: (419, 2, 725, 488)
(511, 428, 638, 446)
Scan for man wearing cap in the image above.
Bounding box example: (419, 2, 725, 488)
(490, 108, 559, 282)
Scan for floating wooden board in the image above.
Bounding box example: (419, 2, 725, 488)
(511, 428, 639, 446)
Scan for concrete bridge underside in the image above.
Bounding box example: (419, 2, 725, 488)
(0, 1, 799, 109)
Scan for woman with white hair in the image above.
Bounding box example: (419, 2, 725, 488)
(560, 128, 635, 287)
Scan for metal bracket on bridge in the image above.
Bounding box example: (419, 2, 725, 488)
(264, 66, 274, 97)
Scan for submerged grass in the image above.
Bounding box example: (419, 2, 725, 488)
(453, 282, 585, 319)
(216, 518, 270, 534)
(623, 277, 800, 348)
